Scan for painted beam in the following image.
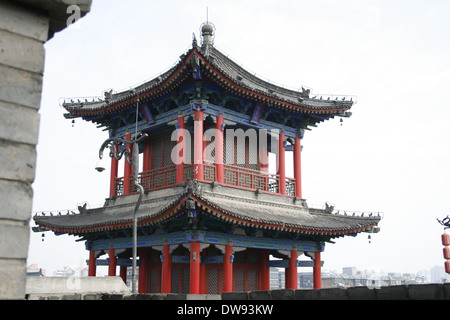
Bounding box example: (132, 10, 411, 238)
(87, 230, 324, 253)
(267, 260, 324, 268)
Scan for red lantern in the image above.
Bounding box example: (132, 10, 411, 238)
(445, 260, 450, 274)
(444, 247, 450, 260)
(442, 233, 450, 246)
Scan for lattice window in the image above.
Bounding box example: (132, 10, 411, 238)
(224, 131, 260, 170)
(171, 269, 180, 293)
(208, 268, 219, 294)
(235, 269, 245, 292)
(248, 270, 257, 291)
(149, 269, 159, 293)
(151, 135, 162, 169)
(163, 133, 175, 167)
(182, 268, 190, 294)
(151, 132, 176, 169)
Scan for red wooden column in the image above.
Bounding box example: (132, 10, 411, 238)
(223, 243, 233, 292)
(88, 250, 96, 277)
(190, 241, 201, 294)
(110, 146, 119, 197)
(176, 115, 186, 184)
(313, 251, 322, 289)
(138, 248, 148, 293)
(143, 136, 151, 172)
(293, 137, 302, 199)
(215, 113, 224, 184)
(108, 249, 117, 276)
(194, 110, 204, 181)
(286, 250, 298, 289)
(123, 133, 132, 195)
(260, 249, 270, 290)
(119, 252, 127, 284)
(278, 131, 286, 195)
(161, 244, 172, 293)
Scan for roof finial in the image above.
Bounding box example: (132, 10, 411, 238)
(200, 18, 215, 50)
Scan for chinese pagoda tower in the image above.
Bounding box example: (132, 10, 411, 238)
(34, 22, 381, 294)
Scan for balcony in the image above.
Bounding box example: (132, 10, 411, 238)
(115, 163, 296, 197)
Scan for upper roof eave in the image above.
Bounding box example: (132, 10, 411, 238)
(61, 44, 354, 119)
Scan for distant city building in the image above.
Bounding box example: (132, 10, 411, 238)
(342, 267, 356, 277)
(27, 264, 45, 277)
(268, 266, 449, 290)
(431, 265, 450, 283)
(53, 266, 76, 277)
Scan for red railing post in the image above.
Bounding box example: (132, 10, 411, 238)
(294, 137, 302, 198)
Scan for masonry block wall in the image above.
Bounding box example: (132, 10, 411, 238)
(0, 0, 91, 299)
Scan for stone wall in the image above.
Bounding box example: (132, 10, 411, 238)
(222, 283, 450, 300)
(0, 0, 91, 299)
(25, 284, 450, 300)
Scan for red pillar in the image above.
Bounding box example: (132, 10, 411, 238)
(223, 244, 233, 292)
(123, 133, 132, 195)
(278, 131, 286, 195)
(176, 115, 186, 184)
(286, 250, 298, 289)
(88, 250, 96, 277)
(108, 249, 116, 276)
(261, 149, 269, 172)
(138, 248, 148, 293)
(215, 114, 224, 184)
(118, 252, 127, 284)
(110, 146, 119, 197)
(161, 244, 172, 293)
(194, 110, 203, 181)
(313, 251, 322, 289)
(260, 249, 270, 290)
(293, 137, 302, 199)
(120, 266, 127, 285)
(190, 241, 201, 294)
(143, 137, 151, 172)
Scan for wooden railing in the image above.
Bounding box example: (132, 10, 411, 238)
(115, 163, 295, 197)
(223, 164, 279, 193)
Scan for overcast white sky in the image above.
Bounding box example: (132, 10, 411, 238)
(27, 0, 450, 277)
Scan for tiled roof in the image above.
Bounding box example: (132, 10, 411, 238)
(62, 42, 353, 118)
(34, 182, 380, 237)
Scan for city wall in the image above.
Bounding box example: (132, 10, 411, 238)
(0, 0, 91, 300)
(25, 276, 450, 300)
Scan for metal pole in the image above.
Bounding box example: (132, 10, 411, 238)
(132, 182, 143, 294)
(96, 92, 147, 294)
(131, 138, 144, 294)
